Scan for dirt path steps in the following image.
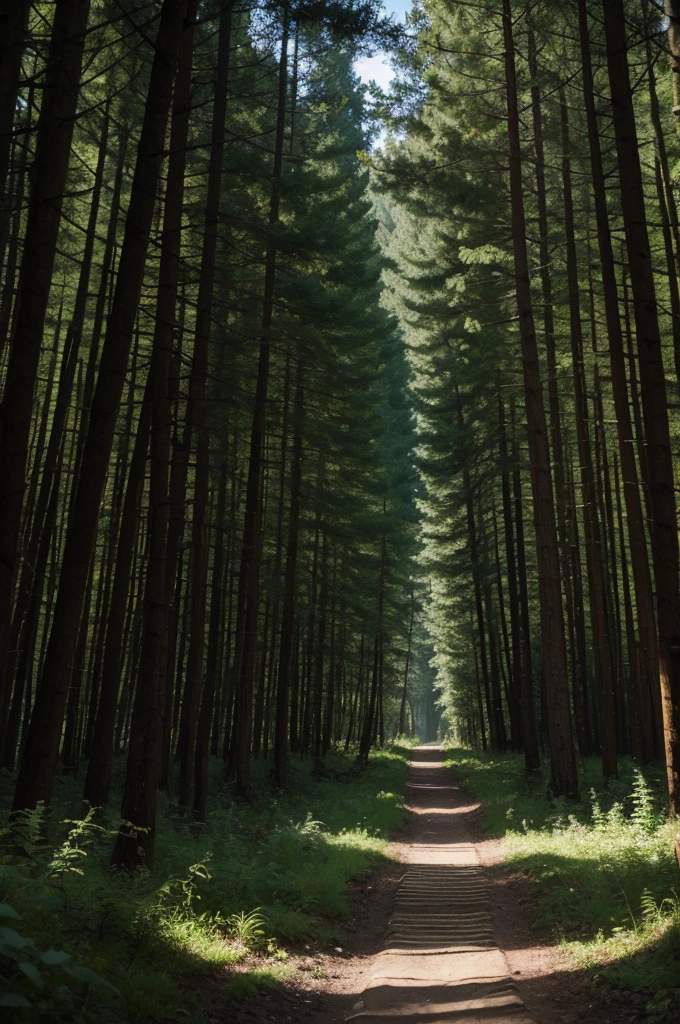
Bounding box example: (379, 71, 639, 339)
(345, 746, 536, 1024)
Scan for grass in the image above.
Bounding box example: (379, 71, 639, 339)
(444, 747, 680, 1014)
(0, 744, 412, 1022)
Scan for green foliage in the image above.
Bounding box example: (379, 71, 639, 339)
(0, 748, 408, 1022)
(445, 749, 680, 999)
(0, 900, 120, 1019)
(224, 909, 270, 953)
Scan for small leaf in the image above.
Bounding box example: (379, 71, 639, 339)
(0, 993, 32, 1007)
(19, 961, 44, 988)
(0, 903, 21, 920)
(63, 964, 119, 994)
(41, 949, 71, 965)
(0, 925, 27, 949)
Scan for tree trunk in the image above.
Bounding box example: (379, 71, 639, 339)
(503, 0, 577, 797)
(227, 14, 289, 796)
(12, 0, 189, 817)
(193, 460, 228, 821)
(665, 1, 680, 126)
(0, 0, 91, 757)
(0, 0, 32, 225)
(274, 358, 303, 787)
(601, 0, 680, 812)
(359, 525, 386, 762)
(510, 399, 538, 767)
(578, 0, 659, 763)
(398, 589, 415, 738)
(176, 1, 231, 813)
(560, 91, 617, 779)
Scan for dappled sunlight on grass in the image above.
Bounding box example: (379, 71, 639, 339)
(0, 746, 409, 1021)
(444, 747, 680, 998)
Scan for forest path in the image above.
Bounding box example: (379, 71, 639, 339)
(345, 745, 535, 1024)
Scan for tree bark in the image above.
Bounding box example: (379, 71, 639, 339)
(601, 0, 680, 811)
(274, 358, 303, 787)
(12, 0, 189, 816)
(560, 91, 617, 779)
(578, 0, 659, 762)
(665, 1, 680, 127)
(227, 13, 289, 795)
(176, 0, 231, 813)
(0, 0, 91, 759)
(503, 0, 577, 797)
(398, 589, 415, 738)
(83, 388, 151, 807)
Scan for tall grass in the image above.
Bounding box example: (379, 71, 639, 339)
(0, 746, 411, 1022)
(445, 749, 680, 1011)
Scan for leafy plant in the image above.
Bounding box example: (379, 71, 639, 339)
(0, 902, 120, 1014)
(224, 909, 269, 952)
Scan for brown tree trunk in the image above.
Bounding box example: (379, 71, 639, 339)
(560, 92, 617, 779)
(601, 0, 680, 810)
(528, 26, 579, 712)
(503, 0, 577, 796)
(345, 634, 364, 751)
(274, 358, 303, 787)
(358, 540, 385, 762)
(12, 0, 189, 817)
(398, 590, 415, 738)
(313, 530, 328, 763)
(492, 501, 519, 748)
(0, 0, 90, 753)
(132, 0, 196, 816)
(0, 0, 32, 220)
(193, 461, 228, 821)
(510, 401, 537, 766)
(457, 382, 495, 747)
(176, 1, 231, 813)
(594, 366, 627, 751)
(82, 388, 151, 807)
(665, 1, 680, 126)
(227, 14, 289, 796)
(578, 0, 659, 763)
(2, 103, 112, 761)
(499, 390, 539, 768)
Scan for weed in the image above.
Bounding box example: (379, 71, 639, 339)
(0, 746, 409, 1021)
(224, 908, 268, 952)
(444, 748, 680, 995)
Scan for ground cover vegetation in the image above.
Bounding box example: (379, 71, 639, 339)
(447, 749, 679, 1015)
(0, 746, 410, 1020)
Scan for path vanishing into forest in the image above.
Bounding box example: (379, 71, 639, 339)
(345, 745, 535, 1024)
(234, 747, 633, 1024)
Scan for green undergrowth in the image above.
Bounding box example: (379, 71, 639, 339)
(445, 748, 680, 1014)
(0, 745, 412, 1022)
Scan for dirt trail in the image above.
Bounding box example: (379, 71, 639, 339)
(344, 745, 534, 1022)
(229, 747, 624, 1024)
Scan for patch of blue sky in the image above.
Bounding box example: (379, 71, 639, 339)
(354, 0, 412, 93)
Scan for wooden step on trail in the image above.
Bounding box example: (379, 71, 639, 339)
(345, 747, 535, 1024)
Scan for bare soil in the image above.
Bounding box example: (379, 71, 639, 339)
(213, 757, 651, 1024)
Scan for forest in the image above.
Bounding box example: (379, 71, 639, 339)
(1, 0, 680, 1021)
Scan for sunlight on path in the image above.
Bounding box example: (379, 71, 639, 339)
(346, 747, 536, 1023)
